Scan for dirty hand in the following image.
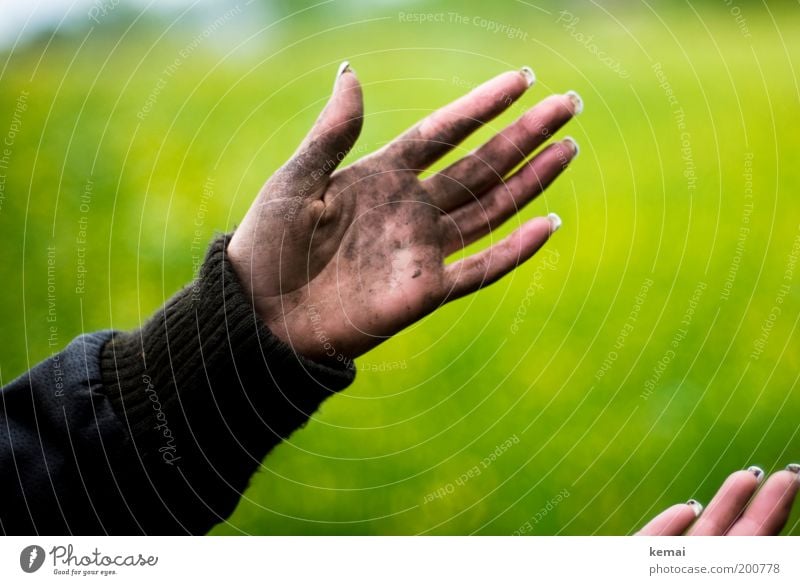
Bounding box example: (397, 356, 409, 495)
(228, 62, 581, 362)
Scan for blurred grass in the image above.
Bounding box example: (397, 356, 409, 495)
(1, 0, 799, 535)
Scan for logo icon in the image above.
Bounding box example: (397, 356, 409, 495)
(20, 545, 45, 573)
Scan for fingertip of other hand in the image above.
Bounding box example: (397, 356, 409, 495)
(769, 467, 800, 491)
(638, 503, 698, 536)
(727, 467, 762, 487)
(686, 499, 704, 517)
(747, 465, 765, 483)
(519, 66, 536, 88)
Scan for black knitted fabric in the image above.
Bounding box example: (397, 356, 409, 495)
(100, 234, 355, 534)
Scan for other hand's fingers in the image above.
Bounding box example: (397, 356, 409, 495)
(442, 138, 578, 255)
(272, 62, 363, 197)
(726, 466, 800, 536)
(637, 501, 703, 536)
(427, 92, 582, 211)
(382, 68, 534, 172)
(687, 467, 763, 535)
(442, 213, 560, 301)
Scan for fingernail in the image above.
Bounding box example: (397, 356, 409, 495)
(563, 136, 580, 158)
(566, 90, 583, 115)
(547, 212, 562, 233)
(334, 60, 351, 87)
(686, 499, 704, 517)
(747, 465, 765, 483)
(786, 463, 800, 474)
(520, 66, 536, 88)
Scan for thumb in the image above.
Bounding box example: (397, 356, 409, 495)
(275, 61, 364, 195)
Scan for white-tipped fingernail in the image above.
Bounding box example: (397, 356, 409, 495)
(786, 463, 800, 475)
(566, 90, 583, 115)
(747, 466, 765, 483)
(520, 66, 536, 88)
(334, 60, 351, 86)
(563, 136, 580, 158)
(686, 499, 704, 517)
(547, 212, 562, 233)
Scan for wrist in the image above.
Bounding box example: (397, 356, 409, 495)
(255, 298, 357, 368)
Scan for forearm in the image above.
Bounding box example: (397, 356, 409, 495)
(0, 234, 355, 535)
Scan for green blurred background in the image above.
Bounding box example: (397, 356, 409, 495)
(1, 0, 798, 534)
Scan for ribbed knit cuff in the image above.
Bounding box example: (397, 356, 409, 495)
(100, 233, 355, 534)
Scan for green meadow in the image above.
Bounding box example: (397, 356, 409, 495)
(1, 0, 798, 534)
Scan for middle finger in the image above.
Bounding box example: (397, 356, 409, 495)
(425, 92, 581, 212)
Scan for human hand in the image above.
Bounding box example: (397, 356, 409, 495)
(638, 465, 800, 536)
(228, 62, 581, 362)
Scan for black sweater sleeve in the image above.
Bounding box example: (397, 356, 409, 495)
(0, 234, 355, 535)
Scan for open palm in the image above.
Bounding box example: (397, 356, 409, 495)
(228, 63, 580, 362)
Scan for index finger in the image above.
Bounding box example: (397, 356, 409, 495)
(380, 68, 534, 172)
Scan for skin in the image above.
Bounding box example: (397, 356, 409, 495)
(225, 66, 800, 537)
(228, 64, 579, 362)
(638, 466, 800, 536)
